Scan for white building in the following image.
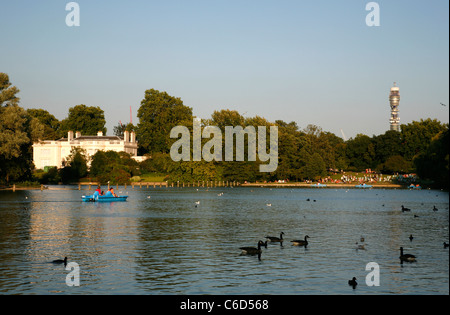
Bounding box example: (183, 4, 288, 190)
(33, 130, 141, 170)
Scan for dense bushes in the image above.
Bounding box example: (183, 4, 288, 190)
(89, 151, 140, 184)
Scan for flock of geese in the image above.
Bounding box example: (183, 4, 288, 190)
(239, 232, 310, 260)
(238, 203, 449, 290)
(50, 192, 447, 291)
(349, 202, 449, 289)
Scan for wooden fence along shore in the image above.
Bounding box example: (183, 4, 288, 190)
(5, 181, 406, 191)
(72, 181, 241, 190)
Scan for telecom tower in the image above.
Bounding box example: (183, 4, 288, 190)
(389, 82, 400, 131)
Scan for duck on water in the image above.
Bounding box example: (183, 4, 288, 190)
(348, 277, 357, 289)
(240, 241, 267, 260)
(401, 205, 411, 212)
(291, 235, 310, 247)
(52, 257, 68, 266)
(240, 241, 267, 255)
(266, 232, 284, 243)
(399, 247, 416, 263)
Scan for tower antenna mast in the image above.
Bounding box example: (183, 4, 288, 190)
(389, 82, 400, 131)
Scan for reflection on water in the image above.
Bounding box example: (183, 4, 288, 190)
(0, 187, 448, 294)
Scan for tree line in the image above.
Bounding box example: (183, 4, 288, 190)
(1, 73, 448, 189)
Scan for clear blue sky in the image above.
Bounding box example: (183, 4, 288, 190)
(1, 0, 448, 139)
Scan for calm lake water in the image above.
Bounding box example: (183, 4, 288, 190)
(0, 186, 448, 295)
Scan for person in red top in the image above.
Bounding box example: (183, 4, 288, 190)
(95, 185, 103, 195)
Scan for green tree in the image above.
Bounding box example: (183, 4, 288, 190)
(113, 122, 135, 137)
(59, 104, 107, 137)
(69, 148, 89, 179)
(60, 147, 88, 183)
(210, 109, 245, 129)
(400, 119, 447, 161)
(373, 130, 402, 168)
(60, 147, 88, 184)
(137, 89, 193, 154)
(34, 167, 61, 184)
(0, 73, 20, 107)
(90, 150, 138, 184)
(27, 108, 61, 140)
(275, 120, 302, 180)
(296, 124, 342, 177)
(414, 127, 449, 189)
(0, 74, 48, 184)
(0, 104, 35, 184)
(345, 134, 375, 171)
(299, 150, 327, 180)
(379, 155, 412, 174)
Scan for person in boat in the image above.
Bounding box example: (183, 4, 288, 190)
(93, 185, 102, 198)
(95, 185, 104, 195)
(105, 187, 118, 198)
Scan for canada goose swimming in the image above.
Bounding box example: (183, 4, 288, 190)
(348, 277, 357, 288)
(444, 242, 449, 249)
(291, 235, 310, 247)
(433, 206, 438, 211)
(401, 205, 411, 212)
(266, 232, 284, 243)
(240, 241, 267, 260)
(355, 242, 365, 250)
(52, 257, 68, 265)
(409, 234, 414, 241)
(399, 247, 416, 262)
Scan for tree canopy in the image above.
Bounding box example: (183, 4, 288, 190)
(137, 89, 193, 154)
(59, 104, 107, 137)
(0, 73, 40, 184)
(0, 72, 448, 189)
(0, 73, 20, 107)
(27, 108, 61, 140)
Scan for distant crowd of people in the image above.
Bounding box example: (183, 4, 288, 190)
(219, 172, 421, 186)
(392, 174, 419, 184)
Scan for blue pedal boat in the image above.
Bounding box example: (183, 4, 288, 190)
(311, 183, 327, 188)
(82, 193, 128, 202)
(355, 183, 373, 188)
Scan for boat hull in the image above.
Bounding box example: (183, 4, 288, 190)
(82, 195, 128, 202)
(355, 184, 372, 188)
(311, 184, 327, 188)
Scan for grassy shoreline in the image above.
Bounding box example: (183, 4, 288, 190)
(240, 182, 404, 189)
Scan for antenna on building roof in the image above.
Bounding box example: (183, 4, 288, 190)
(130, 106, 132, 125)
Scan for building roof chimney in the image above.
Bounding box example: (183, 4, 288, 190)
(97, 131, 103, 137)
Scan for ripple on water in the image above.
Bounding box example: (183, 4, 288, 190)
(0, 187, 448, 294)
